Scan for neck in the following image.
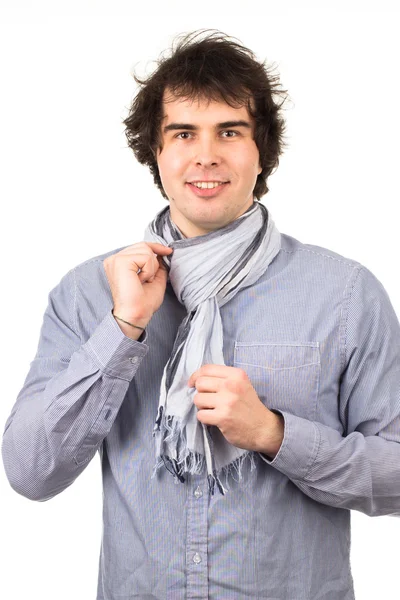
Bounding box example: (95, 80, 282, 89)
(169, 200, 256, 239)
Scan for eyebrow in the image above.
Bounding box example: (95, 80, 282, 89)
(162, 120, 252, 134)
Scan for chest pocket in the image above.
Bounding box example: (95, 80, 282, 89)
(234, 342, 320, 421)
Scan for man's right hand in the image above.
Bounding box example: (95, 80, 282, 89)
(103, 242, 173, 336)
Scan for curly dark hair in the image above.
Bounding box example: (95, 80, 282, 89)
(122, 29, 290, 200)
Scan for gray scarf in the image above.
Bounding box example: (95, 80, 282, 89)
(143, 201, 281, 495)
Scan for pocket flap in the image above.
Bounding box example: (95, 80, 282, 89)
(234, 342, 321, 420)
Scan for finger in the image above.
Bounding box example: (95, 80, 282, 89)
(129, 251, 161, 282)
(148, 255, 169, 284)
(147, 261, 167, 284)
(189, 364, 241, 387)
(123, 253, 157, 283)
(135, 251, 169, 283)
(156, 253, 169, 272)
(193, 392, 218, 409)
(119, 242, 173, 256)
(144, 242, 174, 255)
(145, 253, 160, 282)
(192, 376, 223, 393)
(196, 408, 220, 427)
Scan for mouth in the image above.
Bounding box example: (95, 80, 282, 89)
(186, 181, 230, 198)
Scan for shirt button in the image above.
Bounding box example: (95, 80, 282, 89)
(193, 552, 202, 564)
(129, 357, 139, 364)
(194, 486, 203, 499)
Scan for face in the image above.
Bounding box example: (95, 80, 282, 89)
(156, 90, 262, 238)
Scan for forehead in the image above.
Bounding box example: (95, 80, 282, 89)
(160, 89, 253, 125)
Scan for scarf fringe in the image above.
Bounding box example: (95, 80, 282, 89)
(151, 413, 258, 495)
(152, 413, 206, 477)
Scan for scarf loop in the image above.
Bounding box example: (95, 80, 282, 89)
(143, 201, 281, 495)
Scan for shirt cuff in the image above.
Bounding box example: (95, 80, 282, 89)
(258, 410, 320, 481)
(84, 309, 149, 381)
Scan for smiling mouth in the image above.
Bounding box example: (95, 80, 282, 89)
(186, 181, 230, 197)
(189, 181, 229, 188)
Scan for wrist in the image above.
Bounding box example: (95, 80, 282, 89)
(112, 309, 151, 329)
(257, 411, 285, 458)
(112, 310, 151, 341)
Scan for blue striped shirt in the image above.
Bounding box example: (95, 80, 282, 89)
(2, 229, 400, 599)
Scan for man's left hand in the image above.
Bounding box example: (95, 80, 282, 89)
(188, 364, 284, 459)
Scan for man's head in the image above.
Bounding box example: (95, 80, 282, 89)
(123, 29, 289, 236)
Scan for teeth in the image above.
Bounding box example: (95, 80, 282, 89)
(191, 181, 226, 189)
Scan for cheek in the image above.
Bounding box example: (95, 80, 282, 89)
(158, 151, 186, 182)
(247, 147, 261, 170)
(232, 144, 260, 172)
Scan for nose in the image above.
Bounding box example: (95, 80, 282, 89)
(193, 136, 221, 168)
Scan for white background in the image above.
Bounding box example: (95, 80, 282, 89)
(1, 1, 399, 598)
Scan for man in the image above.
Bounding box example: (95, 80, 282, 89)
(2, 29, 400, 600)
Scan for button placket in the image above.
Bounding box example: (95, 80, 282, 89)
(193, 552, 202, 564)
(186, 475, 209, 598)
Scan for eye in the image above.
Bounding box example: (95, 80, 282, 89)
(221, 130, 239, 137)
(174, 130, 239, 140)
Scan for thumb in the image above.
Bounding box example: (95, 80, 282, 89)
(158, 254, 170, 272)
(150, 256, 169, 282)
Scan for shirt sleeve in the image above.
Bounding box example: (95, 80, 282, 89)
(1, 268, 149, 502)
(259, 266, 400, 517)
